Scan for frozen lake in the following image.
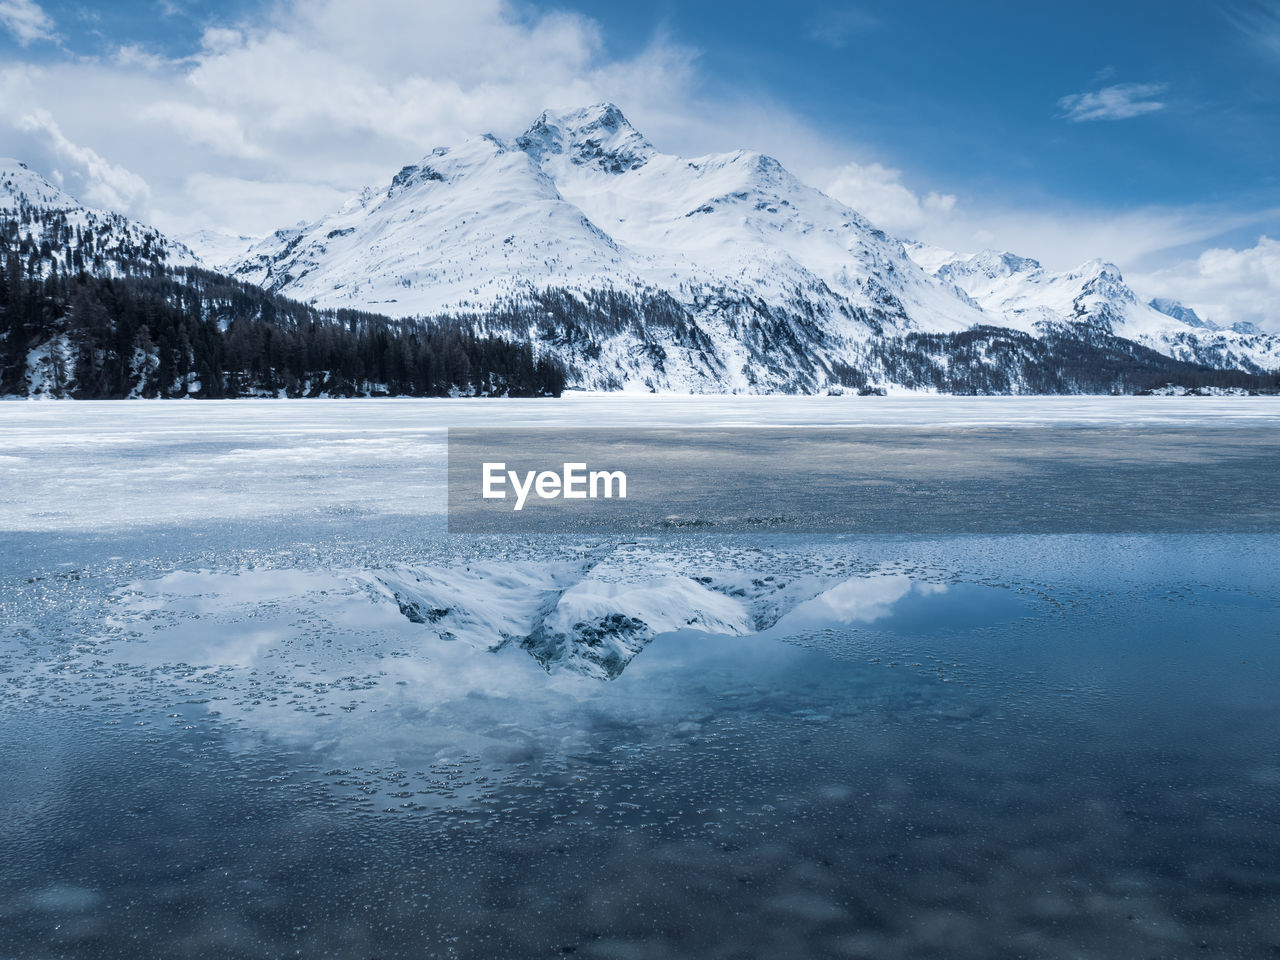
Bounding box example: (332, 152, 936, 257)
(1, 398, 1279, 958)
(2, 395, 1279, 532)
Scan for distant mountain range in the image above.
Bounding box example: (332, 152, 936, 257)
(2, 105, 1277, 397)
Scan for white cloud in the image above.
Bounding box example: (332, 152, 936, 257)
(928, 206, 1271, 272)
(112, 44, 174, 71)
(0, 0, 53, 45)
(816, 158, 1270, 283)
(1133, 236, 1280, 333)
(17, 108, 151, 213)
(820, 159, 956, 236)
(1058, 82, 1167, 122)
(139, 102, 263, 159)
(179, 1, 620, 147)
(168, 172, 351, 238)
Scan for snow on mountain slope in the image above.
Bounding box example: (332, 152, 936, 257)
(517, 105, 979, 335)
(907, 242, 1280, 373)
(231, 132, 632, 312)
(1, 160, 82, 210)
(227, 104, 1000, 390)
(229, 105, 983, 337)
(1149, 297, 1214, 329)
(225, 104, 1278, 390)
(0, 158, 200, 275)
(6, 124, 1276, 395)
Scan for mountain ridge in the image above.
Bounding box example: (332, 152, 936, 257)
(3, 107, 1279, 397)
(208, 103, 1279, 389)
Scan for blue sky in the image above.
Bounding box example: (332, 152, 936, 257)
(1, 0, 1278, 326)
(584, 0, 1277, 211)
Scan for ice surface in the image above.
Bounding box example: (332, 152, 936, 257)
(2, 396, 1278, 533)
(2, 399, 1280, 958)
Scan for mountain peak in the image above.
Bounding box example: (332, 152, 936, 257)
(1149, 297, 1217, 330)
(535, 101, 633, 136)
(1075, 258, 1123, 280)
(971, 248, 1043, 276)
(933, 248, 1043, 285)
(0, 158, 82, 210)
(516, 102, 654, 173)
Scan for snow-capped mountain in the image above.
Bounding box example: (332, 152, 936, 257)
(1, 160, 82, 210)
(1, 157, 563, 400)
(221, 104, 1278, 390)
(1, 159, 211, 397)
(0, 159, 200, 276)
(225, 104, 1008, 390)
(906, 243, 1280, 375)
(1149, 297, 1213, 329)
(1147, 298, 1262, 336)
(4, 122, 1277, 397)
(229, 104, 976, 330)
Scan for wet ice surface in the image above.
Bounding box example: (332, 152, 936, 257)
(2, 400, 1280, 959)
(3, 395, 1279, 532)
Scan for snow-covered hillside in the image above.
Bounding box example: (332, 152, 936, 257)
(228, 106, 979, 331)
(1, 161, 83, 210)
(223, 106, 1014, 390)
(1, 159, 208, 397)
(1, 158, 200, 277)
(905, 243, 1280, 374)
(179, 228, 258, 269)
(219, 104, 1278, 390)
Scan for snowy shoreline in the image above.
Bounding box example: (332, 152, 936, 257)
(3, 393, 1279, 430)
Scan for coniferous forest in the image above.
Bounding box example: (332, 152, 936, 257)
(0, 203, 566, 399)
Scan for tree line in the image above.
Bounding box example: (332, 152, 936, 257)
(0, 205, 565, 399)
